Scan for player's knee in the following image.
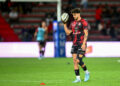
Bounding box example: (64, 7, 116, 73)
(73, 58, 77, 64)
(73, 59, 76, 63)
(77, 55, 84, 66)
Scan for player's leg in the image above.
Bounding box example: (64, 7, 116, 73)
(39, 41, 43, 58)
(39, 41, 45, 57)
(41, 41, 46, 57)
(72, 54, 81, 83)
(77, 51, 90, 82)
(71, 46, 81, 83)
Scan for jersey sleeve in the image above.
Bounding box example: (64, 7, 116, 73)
(82, 20, 88, 30)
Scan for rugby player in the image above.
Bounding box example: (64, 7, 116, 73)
(62, 8, 90, 83)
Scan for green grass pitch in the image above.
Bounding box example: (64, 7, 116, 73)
(0, 57, 120, 86)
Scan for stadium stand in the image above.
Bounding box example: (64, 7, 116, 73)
(0, 0, 120, 41)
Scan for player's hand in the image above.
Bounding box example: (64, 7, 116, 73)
(63, 22, 67, 26)
(81, 44, 86, 51)
(62, 21, 67, 24)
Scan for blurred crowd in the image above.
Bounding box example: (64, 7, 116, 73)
(95, 4, 120, 39)
(0, 1, 56, 41)
(0, 0, 120, 41)
(0, 0, 34, 24)
(0, 0, 33, 14)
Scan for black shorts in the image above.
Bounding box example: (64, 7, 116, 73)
(71, 45, 85, 55)
(38, 41, 46, 47)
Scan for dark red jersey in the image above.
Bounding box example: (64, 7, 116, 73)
(69, 18, 88, 46)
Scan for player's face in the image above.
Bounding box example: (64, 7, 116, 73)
(72, 13, 80, 20)
(42, 22, 46, 28)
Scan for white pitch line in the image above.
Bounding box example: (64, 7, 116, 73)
(0, 80, 65, 83)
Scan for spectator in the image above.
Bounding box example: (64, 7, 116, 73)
(95, 5, 102, 30)
(68, 0, 76, 8)
(45, 11, 53, 26)
(110, 6, 119, 25)
(81, 0, 88, 9)
(102, 4, 111, 18)
(24, 3, 32, 14)
(4, 0, 12, 13)
(48, 21, 53, 36)
(109, 25, 117, 38)
(0, 36, 4, 42)
(98, 21, 107, 36)
(21, 27, 33, 41)
(9, 8, 19, 24)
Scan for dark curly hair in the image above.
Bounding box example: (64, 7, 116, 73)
(71, 8, 81, 14)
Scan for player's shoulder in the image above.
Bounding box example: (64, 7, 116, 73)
(81, 18, 88, 22)
(38, 27, 44, 30)
(37, 27, 41, 29)
(81, 18, 88, 25)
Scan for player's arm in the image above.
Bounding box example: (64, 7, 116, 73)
(63, 23, 72, 35)
(34, 31, 37, 37)
(81, 20, 89, 50)
(34, 29, 38, 38)
(83, 29, 88, 45)
(44, 27, 48, 40)
(81, 29, 88, 50)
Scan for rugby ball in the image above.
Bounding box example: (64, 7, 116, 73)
(61, 13, 69, 23)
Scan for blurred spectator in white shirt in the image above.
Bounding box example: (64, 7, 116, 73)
(9, 9, 19, 23)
